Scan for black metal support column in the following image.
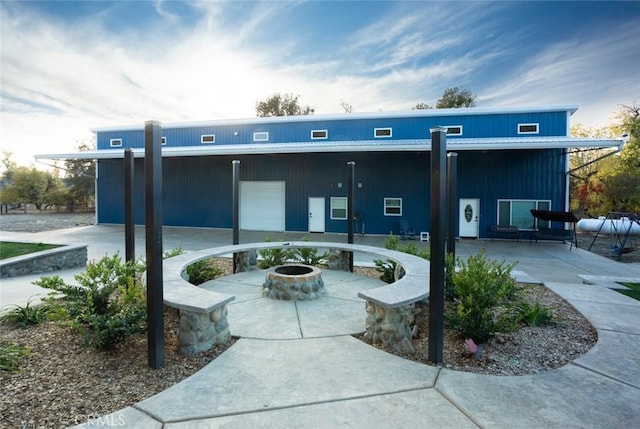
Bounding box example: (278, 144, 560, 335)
(144, 120, 164, 369)
(124, 149, 135, 263)
(446, 152, 458, 259)
(347, 161, 355, 272)
(232, 160, 240, 273)
(428, 127, 447, 364)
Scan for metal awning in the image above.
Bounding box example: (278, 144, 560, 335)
(34, 136, 624, 160)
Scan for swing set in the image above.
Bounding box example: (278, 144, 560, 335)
(587, 212, 640, 260)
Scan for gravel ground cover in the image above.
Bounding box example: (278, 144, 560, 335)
(0, 211, 618, 428)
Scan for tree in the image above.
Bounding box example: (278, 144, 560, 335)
(255, 93, 314, 117)
(340, 100, 353, 113)
(617, 99, 640, 173)
(413, 102, 432, 110)
(64, 142, 96, 211)
(569, 99, 640, 216)
(1, 167, 50, 209)
(413, 86, 477, 110)
(436, 87, 477, 108)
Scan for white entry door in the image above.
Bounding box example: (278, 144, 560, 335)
(308, 197, 325, 233)
(459, 198, 480, 238)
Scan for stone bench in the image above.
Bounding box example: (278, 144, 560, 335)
(163, 250, 237, 355)
(354, 247, 430, 355)
(164, 242, 430, 355)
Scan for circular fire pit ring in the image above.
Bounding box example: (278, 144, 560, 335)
(263, 264, 325, 301)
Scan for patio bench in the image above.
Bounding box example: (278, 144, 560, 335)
(163, 251, 236, 355)
(490, 225, 520, 241)
(164, 242, 430, 356)
(357, 249, 430, 354)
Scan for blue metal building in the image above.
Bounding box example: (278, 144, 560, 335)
(37, 105, 623, 238)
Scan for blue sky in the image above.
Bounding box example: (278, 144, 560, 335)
(1, 0, 639, 166)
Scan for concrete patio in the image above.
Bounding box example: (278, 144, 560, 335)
(1, 225, 639, 428)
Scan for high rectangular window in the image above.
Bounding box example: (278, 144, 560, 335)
(445, 126, 463, 136)
(384, 198, 402, 216)
(253, 131, 269, 142)
(109, 138, 122, 147)
(374, 127, 392, 138)
(201, 134, 215, 144)
(497, 199, 550, 230)
(311, 129, 328, 140)
(331, 197, 348, 220)
(161, 136, 167, 145)
(518, 123, 539, 134)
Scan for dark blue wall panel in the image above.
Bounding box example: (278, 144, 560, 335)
(96, 111, 569, 149)
(97, 148, 567, 238)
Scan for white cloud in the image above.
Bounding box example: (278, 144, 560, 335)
(479, 20, 640, 126)
(1, 1, 638, 168)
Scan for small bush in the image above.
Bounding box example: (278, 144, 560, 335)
(293, 237, 328, 265)
(0, 340, 30, 373)
(374, 259, 397, 284)
(258, 236, 295, 269)
(384, 233, 400, 250)
(34, 253, 146, 350)
(0, 298, 52, 327)
(186, 258, 224, 285)
(449, 250, 519, 343)
(444, 252, 457, 301)
(513, 300, 553, 326)
(163, 247, 185, 259)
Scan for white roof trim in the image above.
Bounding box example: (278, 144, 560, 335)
(90, 105, 581, 132)
(35, 136, 622, 160)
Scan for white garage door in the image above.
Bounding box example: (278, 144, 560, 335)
(240, 181, 286, 231)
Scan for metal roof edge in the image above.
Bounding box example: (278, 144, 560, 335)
(90, 105, 581, 133)
(35, 135, 620, 160)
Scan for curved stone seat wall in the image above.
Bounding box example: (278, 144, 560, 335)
(163, 241, 430, 354)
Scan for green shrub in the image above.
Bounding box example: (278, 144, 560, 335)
(163, 247, 185, 259)
(258, 237, 295, 269)
(384, 233, 400, 250)
(444, 252, 457, 301)
(34, 254, 146, 350)
(513, 300, 553, 326)
(186, 258, 224, 285)
(374, 259, 397, 284)
(293, 237, 328, 266)
(449, 250, 519, 343)
(0, 340, 30, 373)
(0, 297, 52, 327)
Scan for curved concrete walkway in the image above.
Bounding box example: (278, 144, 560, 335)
(1, 225, 639, 428)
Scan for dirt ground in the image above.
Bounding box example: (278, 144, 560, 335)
(576, 232, 640, 264)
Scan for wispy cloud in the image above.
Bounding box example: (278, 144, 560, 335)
(480, 19, 640, 124)
(0, 1, 638, 166)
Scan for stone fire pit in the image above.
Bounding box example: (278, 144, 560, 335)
(263, 264, 326, 300)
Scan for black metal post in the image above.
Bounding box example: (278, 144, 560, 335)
(124, 149, 135, 263)
(232, 160, 240, 273)
(428, 127, 447, 364)
(446, 152, 458, 259)
(347, 161, 355, 272)
(144, 120, 164, 369)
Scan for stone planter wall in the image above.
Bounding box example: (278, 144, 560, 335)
(0, 244, 88, 278)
